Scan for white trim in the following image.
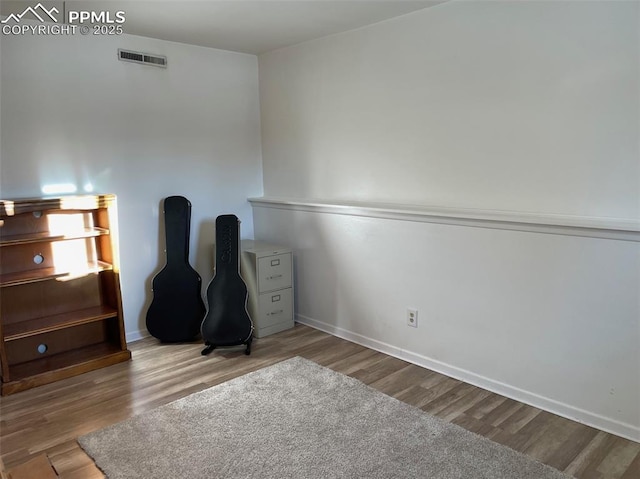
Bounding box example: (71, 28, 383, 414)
(295, 314, 640, 443)
(248, 197, 640, 242)
(126, 328, 149, 344)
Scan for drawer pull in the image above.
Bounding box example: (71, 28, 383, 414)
(267, 274, 283, 280)
(267, 309, 284, 316)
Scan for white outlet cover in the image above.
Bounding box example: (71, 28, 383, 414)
(407, 308, 418, 328)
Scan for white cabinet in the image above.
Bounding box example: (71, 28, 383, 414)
(241, 241, 294, 338)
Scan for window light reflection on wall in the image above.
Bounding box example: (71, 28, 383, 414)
(41, 183, 77, 195)
(47, 211, 97, 281)
(41, 182, 96, 196)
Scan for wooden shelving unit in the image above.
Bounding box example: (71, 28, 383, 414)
(0, 194, 131, 395)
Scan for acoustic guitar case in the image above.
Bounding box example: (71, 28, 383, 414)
(201, 214, 253, 355)
(146, 196, 205, 342)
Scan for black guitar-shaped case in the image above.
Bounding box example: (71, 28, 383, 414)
(146, 196, 205, 342)
(201, 214, 253, 355)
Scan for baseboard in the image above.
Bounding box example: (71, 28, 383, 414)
(125, 329, 149, 344)
(296, 314, 640, 443)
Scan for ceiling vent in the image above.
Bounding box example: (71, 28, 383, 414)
(118, 49, 167, 68)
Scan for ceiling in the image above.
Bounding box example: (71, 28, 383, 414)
(1, 1, 447, 54)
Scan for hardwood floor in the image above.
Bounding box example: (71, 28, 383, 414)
(1, 324, 638, 478)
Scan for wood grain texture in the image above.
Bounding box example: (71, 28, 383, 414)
(0, 324, 637, 478)
(0, 195, 129, 395)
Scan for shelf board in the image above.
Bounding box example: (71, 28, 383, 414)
(0, 261, 113, 287)
(4, 306, 120, 341)
(0, 194, 116, 216)
(0, 227, 109, 247)
(1, 343, 131, 395)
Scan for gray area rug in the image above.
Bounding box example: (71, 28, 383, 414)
(79, 357, 573, 478)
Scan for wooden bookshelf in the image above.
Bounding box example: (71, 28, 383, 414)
(0, 194, 131, 395)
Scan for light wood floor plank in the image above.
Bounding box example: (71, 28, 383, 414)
(545, 425, 601, 472)
(565, 431, 617, 478)
(618, 448, 640, 479)
(596, 438, 640, 478)
(464, 391, 508, 420)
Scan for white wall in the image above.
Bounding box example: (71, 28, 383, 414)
(1, 29, 263, 340)
(256, 0, 640, 440)
(259, 0, 638, 219)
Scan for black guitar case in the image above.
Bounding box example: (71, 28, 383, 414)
(201, 214, 253, 355)
(146, 196, 205, 342)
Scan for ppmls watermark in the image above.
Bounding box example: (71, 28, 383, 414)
(1, 2, 126, 37)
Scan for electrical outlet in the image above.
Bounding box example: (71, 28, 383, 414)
(407, 308, 418, 328)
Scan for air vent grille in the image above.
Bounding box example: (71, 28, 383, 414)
(118, 49, 167, 68)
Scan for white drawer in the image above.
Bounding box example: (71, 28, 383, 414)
(257, 253, 292, 293)
(256, 288, 293, 329)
